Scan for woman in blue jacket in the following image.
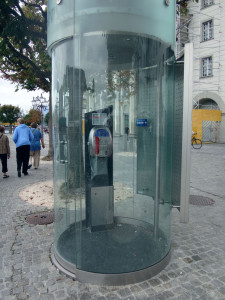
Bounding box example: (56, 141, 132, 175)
(29, 122, 45, 169)
(13, 118, 34, 177)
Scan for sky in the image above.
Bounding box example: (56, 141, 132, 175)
(0, 78, 49, 115)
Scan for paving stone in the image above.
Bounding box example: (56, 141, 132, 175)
(198, 295, 215, 300)
(154, 291, 174, 300)
(17, 293, 28, 300)
(219, 286, 225, 295)
(1, 289, 11, 296)
(167, 271, 179, 279)
(1, 137, 225, 300)
(105, 292, 121, 300)
(135, 291, 149, 300)
(124, 295, 138, 300)
(42, 295, 55, 300)
(130, 285, 142, 293)
(48, 284, 59, 293)
(191, 255, 202, 261)
(54, 289, 67, 298)
(79, 292, 94, 300)
(158, 274, 170, 282)
(139, 281, 150, 290)
(149, 279, 161, 287)
(189, 279, 202, 286)
(117, 288, 132, 297)
(145, 287, 157, 297)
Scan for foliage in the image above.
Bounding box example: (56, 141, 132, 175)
(107, 70, 136, 99)
(177, 0, 199, 14)
(44, 111, 49, 125)
(0, 0, 50, 92)
(24, 109, 41, 125)
(0, 104, 21, 124)
(0, 1, 53, 158)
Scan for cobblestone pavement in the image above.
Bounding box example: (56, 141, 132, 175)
(1, 136, 225, 299)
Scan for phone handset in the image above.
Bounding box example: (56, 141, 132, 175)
(95, 137, 100, 155)
(88, 126, 112, 158)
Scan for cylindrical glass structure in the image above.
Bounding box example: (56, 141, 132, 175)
(48, 0, 175, 285)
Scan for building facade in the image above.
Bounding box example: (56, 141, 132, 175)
(177, 0, 225, 142)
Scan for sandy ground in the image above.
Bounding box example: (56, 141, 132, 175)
(18, 151, 135, 208)
(19, 152, 134, 208)
(19, 180, 54, 209)
(19, 180, 133, 208)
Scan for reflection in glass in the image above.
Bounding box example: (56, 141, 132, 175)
(52, 33, 174, 275)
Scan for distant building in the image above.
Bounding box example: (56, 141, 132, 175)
(176, 0, 225, 143)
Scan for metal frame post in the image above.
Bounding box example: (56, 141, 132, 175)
(180, 43, 193, 223)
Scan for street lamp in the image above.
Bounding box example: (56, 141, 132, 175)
(32, 94, 48, 135)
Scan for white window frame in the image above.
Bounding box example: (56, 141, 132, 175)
(202, 19, 213, 41)
(201, 56, 213, 77)
(202, 0, 213, 9)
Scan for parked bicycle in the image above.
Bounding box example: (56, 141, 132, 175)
(192, 132, 202, 149)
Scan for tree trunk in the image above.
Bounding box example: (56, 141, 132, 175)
(9, 124, 12, 134)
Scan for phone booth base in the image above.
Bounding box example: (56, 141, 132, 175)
(51, 218, 171, 285)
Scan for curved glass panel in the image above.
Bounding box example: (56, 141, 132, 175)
(48, 0, 175, 51)
(52, 32, 174, 274)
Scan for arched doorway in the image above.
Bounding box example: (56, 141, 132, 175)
(193, 97, 221, 143)
(198, 98, 220, 110)
(199, 99, 220, 142)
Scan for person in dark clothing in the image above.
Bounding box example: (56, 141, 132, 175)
(0, 125, 10, 178)
(13, 118, 34, 177)
(58, 116, 67, 161)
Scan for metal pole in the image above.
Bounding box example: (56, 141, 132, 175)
(154, 62, 162, 240)
(180, 43, 193, 223)
(32, 94, 47, 136)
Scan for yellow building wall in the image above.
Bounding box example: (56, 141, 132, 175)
(0, 123, 16, 126)
(192, 109, 222, 140)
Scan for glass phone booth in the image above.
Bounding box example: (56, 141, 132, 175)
(48, 0, 176, 285)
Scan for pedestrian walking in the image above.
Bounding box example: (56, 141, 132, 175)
(29, 122, 45, 169)
(0, 125, 10, 178)
(13, 118, 34, 177)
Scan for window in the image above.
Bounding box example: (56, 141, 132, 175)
(202, 56, 212, 77)
(202, 0, 213, 8)
(202, 20, 213, 41)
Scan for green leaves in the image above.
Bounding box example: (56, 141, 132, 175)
(177, 0, 199, 15)
(0, 104, 21, 124)
(0, 0, 50, 92)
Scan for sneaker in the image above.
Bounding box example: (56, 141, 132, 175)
(18, 171, 21, 177)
